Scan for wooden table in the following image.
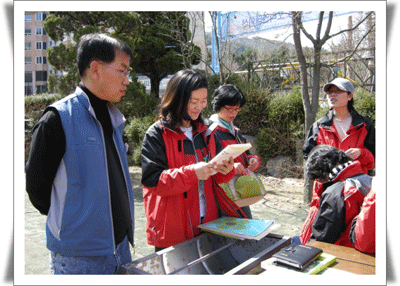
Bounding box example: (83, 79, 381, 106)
(307, 241, 375, 275)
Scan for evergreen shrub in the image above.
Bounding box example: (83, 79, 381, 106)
(234, 83, 271, 135)
(256, 86, 305, 161)
(25, 93, 64, 117)
(124, 116, 155, 166)
(115, 74, 159, 119)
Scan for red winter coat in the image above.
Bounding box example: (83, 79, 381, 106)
(303, 109, 375, 214)
(300, 161, 372, 247)
(303, 109, 375, 174)
(209, 114, 261, 170)
(349, 190, 376, 254)
(141, 119, 246, 248)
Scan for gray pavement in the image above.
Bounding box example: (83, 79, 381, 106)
(24, 168, 308, 275)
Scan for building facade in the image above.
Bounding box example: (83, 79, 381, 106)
(24, 11, 73, 96)
(25, 12, 50, 95)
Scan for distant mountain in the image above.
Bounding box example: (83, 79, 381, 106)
(206, 32, 295, 56)
(229, 36, 295, 56)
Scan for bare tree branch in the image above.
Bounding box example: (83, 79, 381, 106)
(315, 12, 324, 42)
(321, 23, 376, 68)
(327, 11, 374, 40)
(321, 12, 334, 43)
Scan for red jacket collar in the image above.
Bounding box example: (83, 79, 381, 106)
(331, 160, 365, 183)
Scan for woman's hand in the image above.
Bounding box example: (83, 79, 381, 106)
(234, 162, 249, 176)
(345, 148, 361, 160)
(247, 158, 258, 172)
(214, 157, 235, 175)
(194, 161, 217, 181)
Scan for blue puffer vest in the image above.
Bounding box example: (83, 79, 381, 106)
(45, 87, 134, 256)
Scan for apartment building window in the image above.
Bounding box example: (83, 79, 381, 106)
(25, 57, 32, 65)
(25, 72, 33, 83)
(36, 85, 47, 94)
(25, 43, 31, 51)
(25, 28, 31, 36)
(36, 56, 47, 65)
(36, 41, 47, 50)
(25, 84, 33, 96)
(35, 27, 47, 36)
(36, 70, 47, 82)
(35, 13, 47, 21)
(25, 14, 32, 22)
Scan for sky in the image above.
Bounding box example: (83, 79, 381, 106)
(204, 11, 368, 49)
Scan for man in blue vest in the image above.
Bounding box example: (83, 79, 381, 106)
(26, 33, 135, 274)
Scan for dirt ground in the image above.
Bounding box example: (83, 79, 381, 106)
(24, 166, 310, 275)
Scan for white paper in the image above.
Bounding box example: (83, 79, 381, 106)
(209, 143, 252, 164)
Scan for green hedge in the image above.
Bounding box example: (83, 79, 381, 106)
(256, 86, 305, 161)
(123, 116, 155, 166)
(25, 93, 64, 116)
(115, 74, 159, 119)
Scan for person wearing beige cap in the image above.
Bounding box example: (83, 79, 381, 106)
(301, 78, 375, 229)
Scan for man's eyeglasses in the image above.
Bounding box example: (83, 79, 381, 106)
(223, 106, 241, 113)
(99, 62, 131, 79)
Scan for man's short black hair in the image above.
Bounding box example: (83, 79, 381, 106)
(211, 84, 246, 112)
(76, 33, 133, 78)
(305, 145, 352, 181)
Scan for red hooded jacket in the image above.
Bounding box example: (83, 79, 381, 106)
(300, 161, 372, 247)
(141, 119, 246, 248)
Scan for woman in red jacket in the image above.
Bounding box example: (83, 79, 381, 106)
(303, 77, 375, 171)
(302, 78, 375, 222)
(141, 70, 245, 251)
(209, 84, 261, 218)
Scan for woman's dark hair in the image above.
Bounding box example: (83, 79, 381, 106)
(76, 33, 133, 78)
(211, 84, 246, 112)
(305, 145, 352, 181)
(347, 96, 355, 111)
(157, 69, 208, 130)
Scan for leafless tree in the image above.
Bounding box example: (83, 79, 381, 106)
(208, 11, 240, 84)
(291, 11, 375, 202)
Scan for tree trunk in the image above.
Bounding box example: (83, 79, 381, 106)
(149, 75, 161, 97)
(292, 12, 315, 204)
